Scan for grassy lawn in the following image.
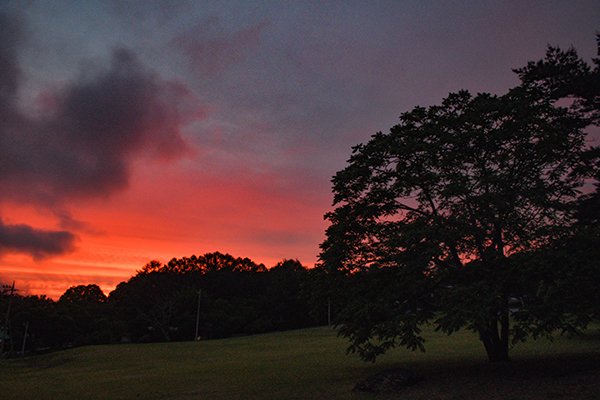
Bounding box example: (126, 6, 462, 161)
(1, 325, 599, 400)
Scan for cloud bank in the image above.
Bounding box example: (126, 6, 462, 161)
(0, 10, 201, 259)
(0, 218, 76, 259)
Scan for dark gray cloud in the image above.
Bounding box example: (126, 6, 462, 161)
(0, 10, 202, 205)
(0, 218, 76, 259)
(1, 46, 195, 204)
(0, 10, 202, 258)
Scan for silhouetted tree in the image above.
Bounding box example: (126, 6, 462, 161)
(1, 289, 76, 355)
(0, 252, 338, 349)
(59, 284, 107, 304)
(11, 295, 70, 352)
(58, 284, 111, 345)
(196, 253, 268, 337)
(265, 259, 317, 330)
(110, 268, 194, 342)
(109, 252, 270, 341)
(321, 43, 599, 362)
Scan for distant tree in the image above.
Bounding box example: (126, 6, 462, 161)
(320, 43, 599, 362)
(265, 259, 318, 330)
(109, 270, 193, 342)
(59, 284, 107, 304)
(137, 252, 267, 275)
(201, 251, 267, 273)
(197, 253, 268, 337)
(11, 295, 70, 352)
(58, 284, 111, 345)
(1, 288, 77, 354)
(137, 259, 165, 274)
(109, 252, 268, 341)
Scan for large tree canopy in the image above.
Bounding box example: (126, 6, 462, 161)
(320, 43, 599, 362)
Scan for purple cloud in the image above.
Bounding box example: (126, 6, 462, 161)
(0, 12, 202, 205)
(0, 218, 76, 259)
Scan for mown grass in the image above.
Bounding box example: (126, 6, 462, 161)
(1, 325, 599, 400)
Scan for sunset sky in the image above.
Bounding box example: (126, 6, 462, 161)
(0, 1, 598, 299)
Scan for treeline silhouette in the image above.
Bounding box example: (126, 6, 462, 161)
(0, 252, 332, 356)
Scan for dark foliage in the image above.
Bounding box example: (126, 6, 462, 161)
(1, 252, 329, 356)
(57, 284, 112, 345)
(320, 42, 599, 362)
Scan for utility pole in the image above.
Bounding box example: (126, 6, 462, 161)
(194, 289, 202, 341)
(21, 321, 29, 356)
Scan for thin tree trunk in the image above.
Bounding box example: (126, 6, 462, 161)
(479, 317, 509, 362)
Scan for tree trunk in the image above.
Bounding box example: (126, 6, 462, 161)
(479, 316, 510, 362)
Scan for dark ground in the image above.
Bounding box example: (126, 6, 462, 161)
(373, 352, 600, 400)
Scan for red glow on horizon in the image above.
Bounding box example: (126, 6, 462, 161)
(0, 162, 328, 300)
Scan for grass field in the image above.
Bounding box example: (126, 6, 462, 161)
(1, 325, 600, 400)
